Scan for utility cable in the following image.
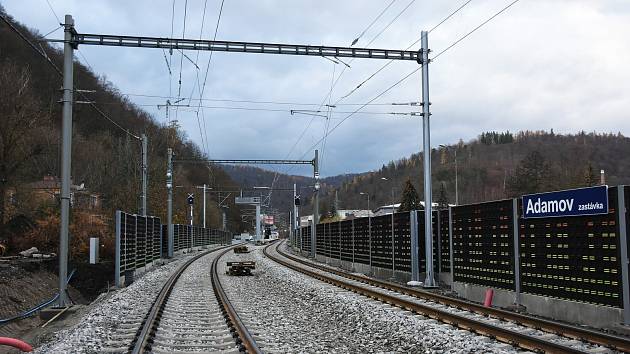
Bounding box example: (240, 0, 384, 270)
(121, 93, 418, 107)
(351, 0, 397, 46)
(432, 0, 522, 61)
(337, 0, 474, 102)
(45, 0, 62, 24)
(296, 66, 421, 162)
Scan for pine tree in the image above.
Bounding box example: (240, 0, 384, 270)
(507, 151, 550, 196)
(584, 162, 596, 187)
(437, 182, 449, 209)
(399, 177, 421, 212)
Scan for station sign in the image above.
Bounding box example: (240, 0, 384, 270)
(263, 215, 274, 225)
(235, 197, 260, 205)
(522, 185, 608, 219)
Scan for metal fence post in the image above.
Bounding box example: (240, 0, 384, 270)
(115, 210, 121, 287)
(352, 219, 355, 267)
(449, 206, 454, 287)
(617, 186, 630, 325)
(339, 221, 342, 265)
(310, 220, 316, 258)
(512, 198, 521, 306)
(410, 210, 419, 282)
(437, 210, 442, 274)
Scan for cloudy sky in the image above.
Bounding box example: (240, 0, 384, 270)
(4, 0, 630, 177)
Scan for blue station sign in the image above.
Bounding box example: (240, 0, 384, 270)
(522, 185, 609, 219)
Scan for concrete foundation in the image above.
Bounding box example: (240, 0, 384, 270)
(452, 281, 623, 329)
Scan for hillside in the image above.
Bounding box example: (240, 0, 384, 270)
(326, 130, 630, 213)
(220, 164, 358, 215)
(0, 8, 244, 256)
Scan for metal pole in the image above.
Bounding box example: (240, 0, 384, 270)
(255, 203, 261, 242)
(454, 150, 458, 205)
(293, 183, 298, 240)
(368, 193, 372, 274)
(512, 198, 521, 306)
(310, 219, 315, 258)
(351, 218, 355, 267)
(617, 186, 630, 324)
(140, 134, 148, 216)
(203, 184, 207, 228)
(339, 220, 342, 264)
(314, 150, 320, 224)
(449, 206, 454, 287)
(222, 208, 227, 231)
(57, 14, 75, 307)
(421, 30, 436, 288)
(410, 210, 419, 282)
(391, 188, 395, 276)
(167, 148, 173, 258)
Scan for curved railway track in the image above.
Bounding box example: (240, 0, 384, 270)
(130, 244, 262, 354)
(265, 240, 630, 354)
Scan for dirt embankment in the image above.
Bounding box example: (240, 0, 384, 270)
(0, 259, 113, 353)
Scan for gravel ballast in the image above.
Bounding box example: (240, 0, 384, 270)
(34, 247, 222, 353)
(219, 244, 520, 353)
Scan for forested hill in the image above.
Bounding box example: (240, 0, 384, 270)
(326, 131, 630, 213)
(220, 164, 358, 215)
(0, 7, 244, 251)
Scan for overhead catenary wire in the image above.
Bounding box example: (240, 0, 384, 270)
(195, 0, 226, 164)
(278, 0, 417, 182)
(45, 0, 62, 24)
(432, 0, 522, 61)
(121, 93, 419, 107)
(296, 66, 421, 162)
(351, 0, 397, 46)
(337, 0, 475, 102)
(43, 1, 95, 85)
(293, 0, 519, 164)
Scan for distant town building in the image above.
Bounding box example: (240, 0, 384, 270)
(372, 203, 401, 216)
(27, 175, 101, 209)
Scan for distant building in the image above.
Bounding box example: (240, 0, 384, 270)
(299, 215, 313, 227)
(28, 175, 101, 209)
(373, 203, 401, 216)
(373, 202, 442, 216)
(334, 209, 373, 219)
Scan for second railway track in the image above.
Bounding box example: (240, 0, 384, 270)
(130, 244, 261, 354)
(265, 240, 630, 354)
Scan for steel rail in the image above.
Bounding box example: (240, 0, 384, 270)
(264, 242, 592, 354)
(211, 246, 263, 354)
(130, 243, 260, 353)
(274, 241, 630, 353)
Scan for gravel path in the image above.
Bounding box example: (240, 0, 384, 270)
(34, 247, 222, 354)
(219, 243, 521, 353)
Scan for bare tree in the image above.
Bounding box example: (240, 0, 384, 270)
(0, 60, 47, 241)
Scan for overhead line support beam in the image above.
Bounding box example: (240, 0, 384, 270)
(72, 33, 423, 63)
(174, 159, 314, 165)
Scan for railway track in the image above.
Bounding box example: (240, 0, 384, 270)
(266, 240, 630, 354)
(129, 244, 261, 354)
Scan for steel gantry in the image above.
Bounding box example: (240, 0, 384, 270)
(54, 14, 436, 306)
(171, 152, 319, 249)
